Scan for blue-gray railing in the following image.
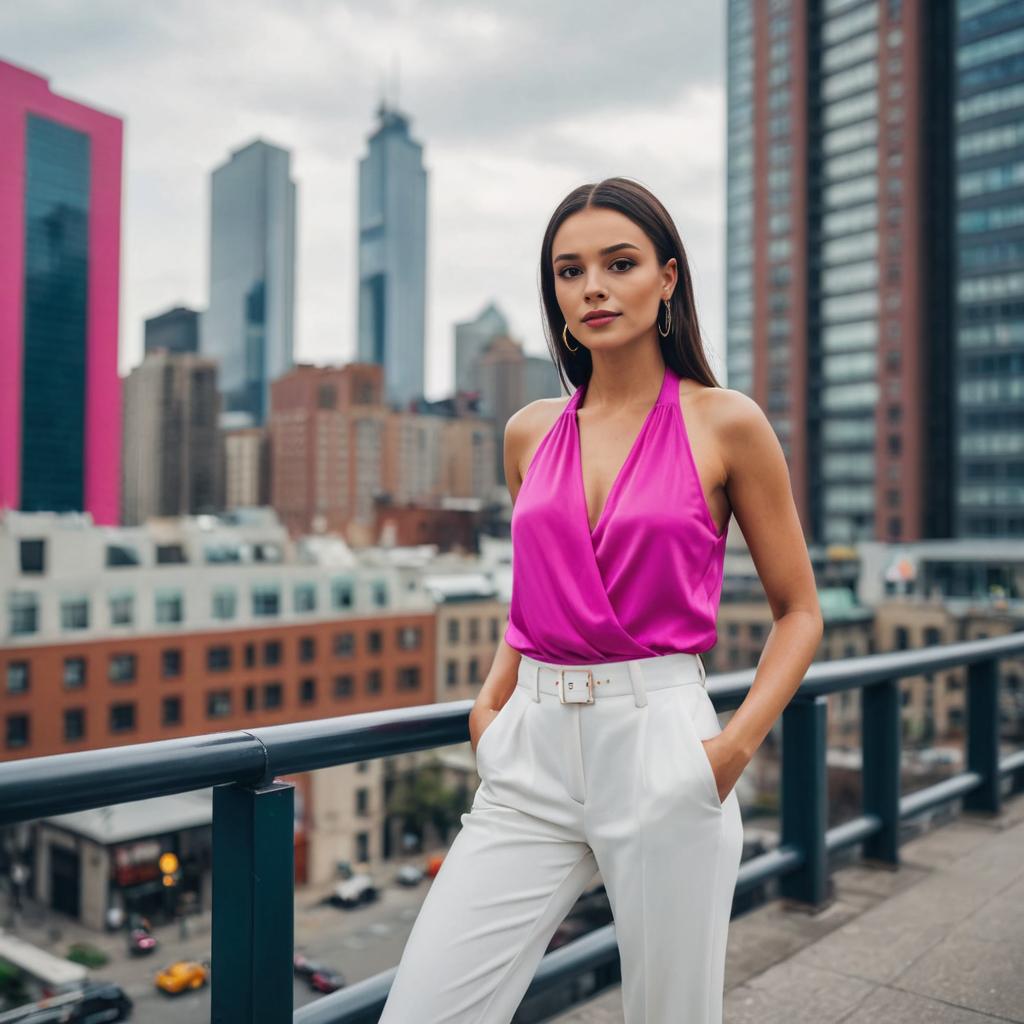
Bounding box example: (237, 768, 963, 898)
(1, 632, 1022, 1023)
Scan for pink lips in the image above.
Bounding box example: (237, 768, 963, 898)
(583, 313, 620, 327)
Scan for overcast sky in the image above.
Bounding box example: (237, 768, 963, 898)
(2, 0, 727, 398)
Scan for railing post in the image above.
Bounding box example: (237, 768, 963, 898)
(779, 695, 829, 908)
(212, 780, 294, 1023)
(963, 657, 1001, 815)
(862, 678, 901, 866)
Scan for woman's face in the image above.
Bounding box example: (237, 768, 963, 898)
(551, 206, 676, 351)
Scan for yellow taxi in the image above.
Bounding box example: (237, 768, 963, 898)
(155, 958, 209, 994)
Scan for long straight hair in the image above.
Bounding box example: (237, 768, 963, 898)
(538, 177, 721, 395)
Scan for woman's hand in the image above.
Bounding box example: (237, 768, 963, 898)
(701, 732, 751, 804)
(469, 703, 500, 755)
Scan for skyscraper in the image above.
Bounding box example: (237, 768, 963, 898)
(454, 301, 509, 395)
(954, 0, 1024, 537)
(357, 101, 428, 409)
(203, 139, 296, 426)
(726, 0, 958, 545)
(121, 350, 222, 525)
(145, 305, 200, 355)
(0, 60, 123, 524)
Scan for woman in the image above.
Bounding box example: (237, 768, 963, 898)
(379, 177, 823, 1023)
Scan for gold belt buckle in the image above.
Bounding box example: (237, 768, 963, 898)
(558, 668, 595, 704)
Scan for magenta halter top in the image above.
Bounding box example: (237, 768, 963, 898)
(504, 361, 729, 665)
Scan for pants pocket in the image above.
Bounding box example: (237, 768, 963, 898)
(474, 687, 518, 771)
(679, 688, 724, 810)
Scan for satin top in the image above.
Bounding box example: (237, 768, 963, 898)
(504, 361, 729, 665)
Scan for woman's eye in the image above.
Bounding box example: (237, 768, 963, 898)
(558, 259, 634, 279)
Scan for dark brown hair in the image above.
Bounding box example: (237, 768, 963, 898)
(538, 176, 721, 394)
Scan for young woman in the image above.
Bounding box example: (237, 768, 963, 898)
(379, 177, 823, 1023)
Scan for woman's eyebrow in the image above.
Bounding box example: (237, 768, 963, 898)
(553, 241, 641, 263)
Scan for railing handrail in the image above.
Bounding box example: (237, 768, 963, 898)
(1, 632, 1022, 827)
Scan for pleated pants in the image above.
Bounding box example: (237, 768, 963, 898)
(378, 650, 744, 1023)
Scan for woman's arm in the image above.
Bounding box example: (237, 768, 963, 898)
(468, 405, 537, 752)
(704, 390, 825, 795)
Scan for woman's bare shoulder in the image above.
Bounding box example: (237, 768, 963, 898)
(504, 395, 572, 493)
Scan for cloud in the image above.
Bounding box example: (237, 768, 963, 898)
(1, 0, 726, 394)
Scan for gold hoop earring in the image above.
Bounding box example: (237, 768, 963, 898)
(658, 299, 672, 338)
(562, 322, 580, 352)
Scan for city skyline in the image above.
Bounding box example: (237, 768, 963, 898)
(0, 0, 728, 399)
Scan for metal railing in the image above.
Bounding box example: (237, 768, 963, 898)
(1, 632, 1022, 1023)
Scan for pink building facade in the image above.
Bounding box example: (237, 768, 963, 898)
(0, 60, 123, 524)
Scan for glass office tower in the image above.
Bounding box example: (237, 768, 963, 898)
(357, 102, 428, 409)
(0, 60, 123, 524)
(203, 140, 296, 426)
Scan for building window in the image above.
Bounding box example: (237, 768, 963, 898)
(19, 539, 45, 574)
(447, 619, 460, 644)
(9, 593, 38, 636)
(366, 669, 382, 694)
(6, 662, 30, 694)
(207, 646, 232, 672)
(397, 626, 421, 650)
(64, 708, 85, 742)
(207, 690, 232, 718)
(105, 544, 140, 567)
(299, 678, 316, 704)
(263, 640, 282, 666)
(371, 581, 388, 607)
(468, 658, 479, 684)
(367, 630, 383, 654)
(294, 584, 317, 613)
(263, 683, 283, 710)
(298, 637, 316, 663)
(162, 696, 182, 727)
(6, 714, 29, 748)
(252, 585, 280, 617)
(490, 618, 500, 643)
(212, 587, 237, 621)
(109, 653, 137, 684)
(109, 703, 136, 733)
(244, 686, 257, 712)
(161, 649, 182, 679)
(396, 667, 420, 691)
(333, 633, 355, 658)
(109, 591, 134, 627)
(331, 578, 354, 610)
(333, 675, 353, 699)
(60, 596, 89, 631)
(63, 657, 87, 690)
(156, 544, 187, 565)
(155, 589, 184, 625)
(894, 627, 909, 651)
(445, 660, 458, 687)
(468, 618, 479, 643)
(355, 788, 369, 817)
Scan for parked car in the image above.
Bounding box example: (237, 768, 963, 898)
(0, 983, 133, 1023)
(69, 982, 134, 1021)
(154, 960, 208, 995)
(329, 874, 378, 909)
(308, 966, 346, 994)
(127, 927, 157, 957)
(395, 864, 424, 887)
(292, 953, 327, 980)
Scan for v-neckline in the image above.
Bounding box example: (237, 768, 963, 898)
(572, 362, 672, 538)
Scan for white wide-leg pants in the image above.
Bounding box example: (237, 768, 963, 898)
(378, 651, 744, 1024)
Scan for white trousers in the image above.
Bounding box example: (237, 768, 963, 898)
(378, 651, 744, 1024)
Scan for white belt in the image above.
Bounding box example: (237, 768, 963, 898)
(516, 651, 706, 708)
